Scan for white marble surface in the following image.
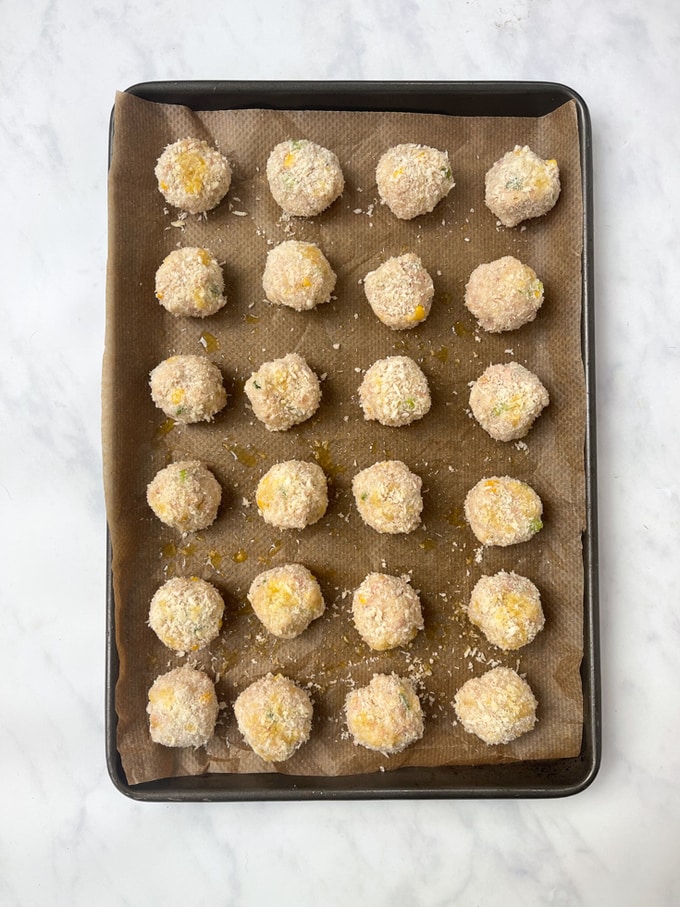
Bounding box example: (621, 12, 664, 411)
(2, 0, 679, 903)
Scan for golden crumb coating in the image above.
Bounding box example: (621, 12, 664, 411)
(147, 665, 218, 748)
(262, 240, 336, 311)
(464, 256, 544, 333)
(148, 576, 225, 653)
(155, 137, 232, 214)
(485, 144, 560, 228)
(352, 460, 423, 534)
(256, 460, 328, 530)
(468, 571, 544, 650)
(363, 253, 434, 330)
(352, 573, 423, 651)
(155, 247, 226, 318)
(244, 353, 321, 432)
(146, 460, 221, 533)
(376, 143, 454, 220)
(248, 563, 325, 639)
(149, 354, 227, 423)
(234, 673, 313, 762)
(345, 673, 424, 754)
(454, 666, 538, 745)
(469, 361, 549, 441)
(359, 356, 431, 427)
(464, 476, 543, 547)
(266, 139, 344, 216)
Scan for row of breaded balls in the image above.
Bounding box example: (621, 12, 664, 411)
(145, 134, 561, 761)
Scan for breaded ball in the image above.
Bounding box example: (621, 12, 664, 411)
(155, 137, 232, 215)
(266, 139, 344, 216)
(454, 666, 538, 745)
(464, 256, 544, 333)
(149, 355, 227, 423)
(146, 460, 221, 533)
(464, 476, 543, 547)
(468, 571, 544, 650)
(262, 240, 336, 311)
(248, 563, 325, 639)
(363, 253, 434, 330)
(485, 145, 560, 228)
(359, 356, 431, 427)
(345, 674, 424, 754)
(148, 576, 225, 653)
(352, 460, 423, 534)
(376, 143, 454, 220)
(155, 247, 226, 318)
(147, 665, 218, 748)
(234, 673, 313, 762)
(256, 460, 328, 530)
(469, 361, 549, 441)
(352, 573, 423, 651)
(244, 353, 321, 432)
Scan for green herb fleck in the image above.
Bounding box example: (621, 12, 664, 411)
(178, 468, 188, 482)
(529, 517, 543, 534)
(290, 139, 306, 151)
(175, 406, 185, 416)
(252, 380, 261, 390)
(505, 176, 524, 190)
(442, 167, 452, 180)
(491, 402, 507, 417)
(360, 492, 368, 501)
(399, 691, 411, 711)
(404, 398, 416, 410)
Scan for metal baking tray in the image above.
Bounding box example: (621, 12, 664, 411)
(106, 80, 599, 800)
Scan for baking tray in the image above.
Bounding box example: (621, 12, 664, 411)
(105, 80, 599, 800)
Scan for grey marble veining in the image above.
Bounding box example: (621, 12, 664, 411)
(1, 0, 680, 904)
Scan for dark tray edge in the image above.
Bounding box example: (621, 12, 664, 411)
(105, 80, 600, 801)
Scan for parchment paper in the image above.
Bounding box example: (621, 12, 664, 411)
(104, 90, 586, 785)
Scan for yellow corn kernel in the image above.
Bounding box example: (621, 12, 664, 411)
(410, 304, 426, 322)
(392, 167, 404, 178)
(283, 152, 296, 168)
(197, 248, 212, 266)
(170, 387, 185, 405)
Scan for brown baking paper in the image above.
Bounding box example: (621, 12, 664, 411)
(104, 90, 586, 785)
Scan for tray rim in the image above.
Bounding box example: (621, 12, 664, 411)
(105, 79, 600, 801)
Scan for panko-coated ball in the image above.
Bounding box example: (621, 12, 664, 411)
(469, 361, 549, 441)
(148, 576, 225, 653)
(345, 673, 424, 754)
(244, 353, 321, 432)
(454, 666, 538, 745)
(262, 240, 336, 311)
(146, 460, 221, 533)
(256, 460, 328, 530)
(352, 573, 423, 651)
(149, 354, 227, 423)
(359, 356, 431, 427)
(468, 571, 544, 651)
(376, 143, 454, 220)
(248, 563, 325, 639)
(234, 673, 313, 762)
(485, 145, 560, 228)
(352, 460, 423, 534)
(464, 476, 543, 547)
(266, 139, 344, 216)
(464, 256, 544, 333)
(155, 137, 232, 214)
(363, 253, 434, 330)
(147, 665, 218, 748)
(155, 247, 226, 318)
